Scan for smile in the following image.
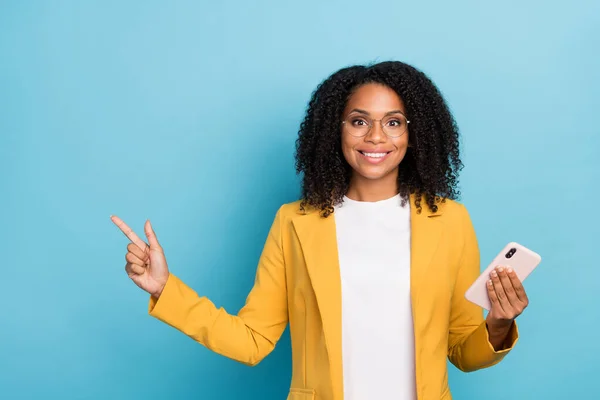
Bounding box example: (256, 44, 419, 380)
(358, 150, 392, 164)
(359, 151, 389, 158)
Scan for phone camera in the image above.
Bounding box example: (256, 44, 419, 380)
(505, 248, 517, 259)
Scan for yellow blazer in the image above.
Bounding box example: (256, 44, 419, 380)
(148, 194, 518, 400)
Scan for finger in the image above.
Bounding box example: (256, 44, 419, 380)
(125, 262, 145, 275)
(507, 268, 529, 304)
(111, 215, 148, 251)
(497, 266, 518, 306)
(126, 251, 146, 267)
(127, 243, 148, 261)
(144, 219, 162, 250)
(490, 269, 508, 312)
(486, 279, 500, 308)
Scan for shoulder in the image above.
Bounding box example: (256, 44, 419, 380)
(276, 200, 305, 219)
(278, 199, 303, 213)
(437, 197, 467, 215)
(274, 197, 473, 223)
(433, 197, 472, 227)
(271, 199, 330, 232)
(275, 197, 472, 217)
(415, 195, 468, 217)
(277, 199, 332, 219)
(435, 198, 480, 261)
(269, 200, 310, 229)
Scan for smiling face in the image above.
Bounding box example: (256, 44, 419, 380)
(341, 83, 410, 195)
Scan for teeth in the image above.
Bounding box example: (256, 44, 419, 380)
(362, 152, 387, 158)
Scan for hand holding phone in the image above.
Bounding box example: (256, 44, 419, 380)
(465, 242, 541, 310)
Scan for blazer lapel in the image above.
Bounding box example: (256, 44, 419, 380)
(408, 194, 443, 398)
(409, 193, 444, 312)
(291, 210, 343, 399)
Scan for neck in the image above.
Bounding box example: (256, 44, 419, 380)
(345, 171, 399, 202)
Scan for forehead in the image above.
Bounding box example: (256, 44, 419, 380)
(344, 83, 405, 113)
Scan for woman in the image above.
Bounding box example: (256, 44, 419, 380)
(111, 61, 528, 400)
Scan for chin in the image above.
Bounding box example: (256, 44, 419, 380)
(354, 165, 398, 181)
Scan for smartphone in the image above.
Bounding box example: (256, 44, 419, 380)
(464, 242, 541, 310)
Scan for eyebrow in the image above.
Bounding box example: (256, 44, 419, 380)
(349, 108, 405, 116)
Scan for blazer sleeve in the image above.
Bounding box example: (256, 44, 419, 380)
(146, 207, 288, 366)
(447, 204, 519, 372)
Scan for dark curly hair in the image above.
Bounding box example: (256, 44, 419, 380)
(295, 61, 463, 217)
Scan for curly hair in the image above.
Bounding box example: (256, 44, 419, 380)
(294, 61, 463, 217)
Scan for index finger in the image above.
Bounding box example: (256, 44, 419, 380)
(110, 215, 148, 251)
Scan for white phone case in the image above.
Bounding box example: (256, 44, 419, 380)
(464, 242, 541, 310)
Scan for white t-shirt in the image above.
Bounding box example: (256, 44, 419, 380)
(334, 194, 416, 400)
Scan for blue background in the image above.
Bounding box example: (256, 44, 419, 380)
(1, 1, 599, 399)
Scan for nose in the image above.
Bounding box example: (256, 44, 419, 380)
(365, 119, 387, 144)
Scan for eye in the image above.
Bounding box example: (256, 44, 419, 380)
(351, 118, 369, 127)
(386, 119, 403, 127)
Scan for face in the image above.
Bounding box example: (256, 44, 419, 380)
(341, 83, 410, 183)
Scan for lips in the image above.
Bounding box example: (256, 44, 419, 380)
(357, 150, 392, 164)
(359, 151, 390, 158)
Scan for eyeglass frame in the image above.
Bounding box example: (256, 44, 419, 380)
(341, 112, 411, 138)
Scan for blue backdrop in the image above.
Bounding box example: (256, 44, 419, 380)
(1, 1, 599, 399)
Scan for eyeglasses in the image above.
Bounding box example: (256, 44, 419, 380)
(341, 113, 410, 138)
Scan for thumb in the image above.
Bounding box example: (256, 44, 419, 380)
(144, 219, 161, 250)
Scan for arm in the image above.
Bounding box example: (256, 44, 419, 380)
(148, 208, 288, 366)
(447, 204, 519, 372)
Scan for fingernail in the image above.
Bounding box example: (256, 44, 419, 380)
(491, 270, 498, 278)
(497, 266, 504, 273)
(487, 280, 493, 286)
(507, 267, 513, 273)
